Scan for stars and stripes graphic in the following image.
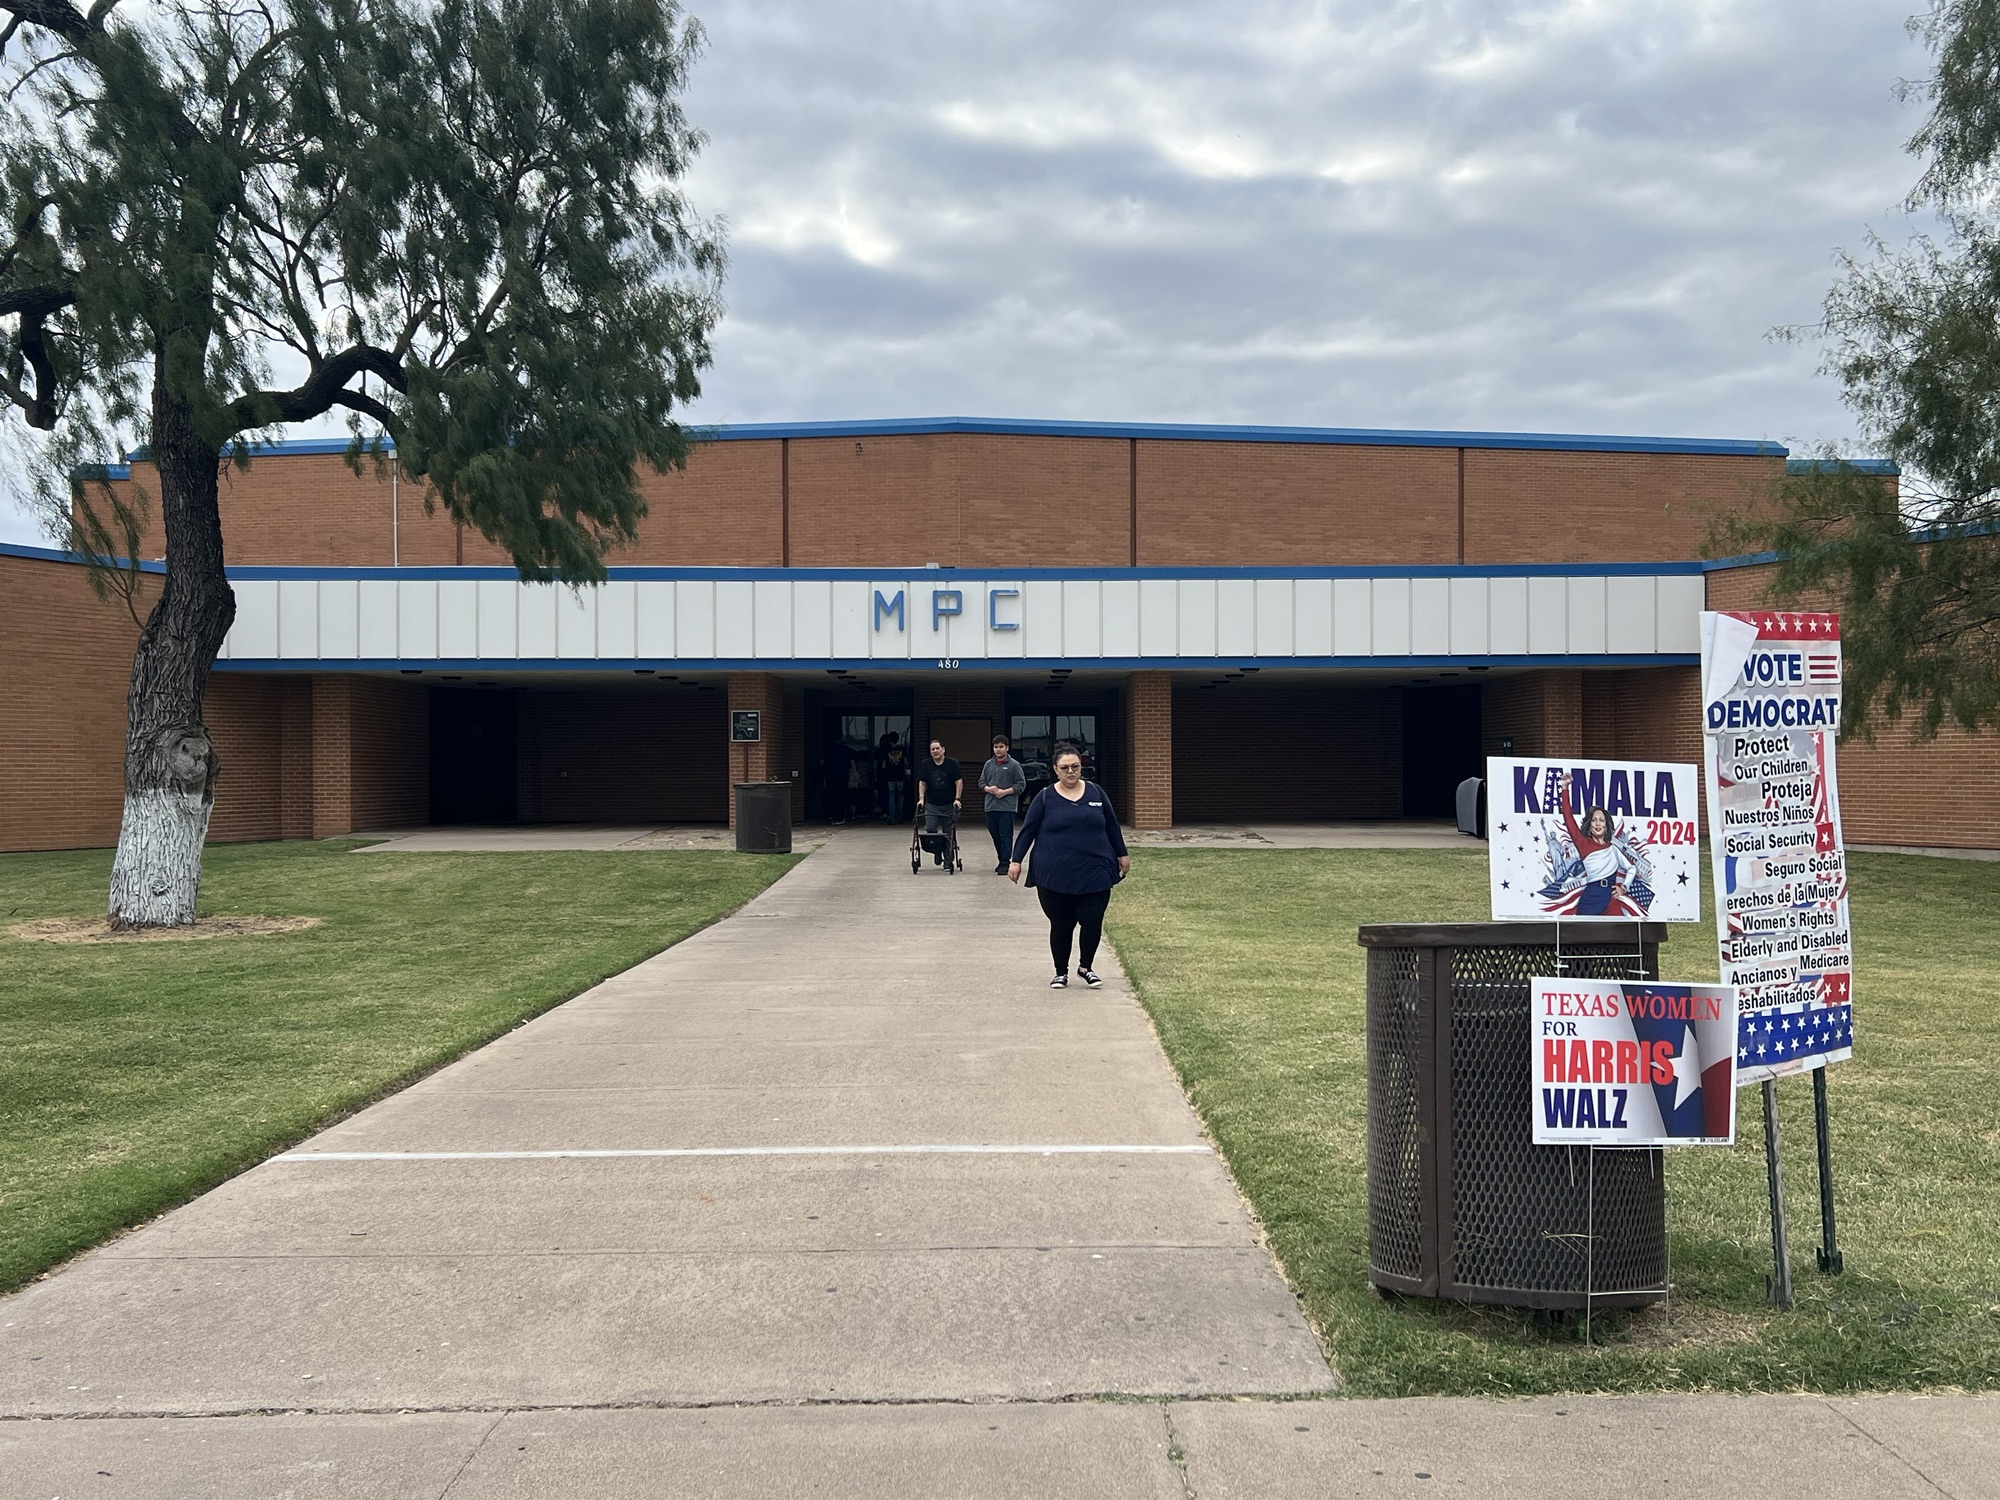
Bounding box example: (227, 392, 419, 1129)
(1735, 610, 1841, 641)
(1737, 1001, 1854, 1069)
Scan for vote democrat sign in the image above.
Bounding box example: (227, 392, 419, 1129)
(1532, 979, 1738, 1146)
(1700, 610, 1855, 1084)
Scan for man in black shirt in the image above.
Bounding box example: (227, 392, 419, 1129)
(915, 738, 962, 860)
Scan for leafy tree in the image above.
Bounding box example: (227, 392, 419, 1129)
(0, 0, 723, 925)
(1725, 0, 2000, 739)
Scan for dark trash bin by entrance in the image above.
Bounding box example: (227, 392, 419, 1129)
(733, 782, 793, 853)
(1360, 921, 1668, 1310)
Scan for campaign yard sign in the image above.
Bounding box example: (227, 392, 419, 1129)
(1486, 758, 1701, 922)
(1700, 611, 1855, 1085)
(1532, 979, 1738, 1146)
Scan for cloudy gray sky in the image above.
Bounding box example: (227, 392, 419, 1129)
(676, 0, 1932, 444)
(0, 0, 1940, 545)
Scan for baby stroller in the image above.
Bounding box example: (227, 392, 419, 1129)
(910, 808, 963, 874)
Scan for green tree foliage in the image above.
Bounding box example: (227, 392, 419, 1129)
(0, 0, 723, 577)
(1726, 0, 2000, 738)
(0, 0, 723, 924)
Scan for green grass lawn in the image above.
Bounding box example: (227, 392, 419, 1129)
(0, 841, 796, 1293)
(1108, 847, 2000, 1396)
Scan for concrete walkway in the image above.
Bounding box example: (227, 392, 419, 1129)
(3, 825, 1993, 1497)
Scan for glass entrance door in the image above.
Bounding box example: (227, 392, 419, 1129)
(1009, 714, 1099, 804)
(823, 713, 914, 822)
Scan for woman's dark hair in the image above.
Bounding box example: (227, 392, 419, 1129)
(1584, 806, 1613, 840)
(1052, 740, 1084, 767)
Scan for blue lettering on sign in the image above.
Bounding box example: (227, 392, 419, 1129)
(989, 587, 1020, 631)
(1705, 695, 1840, 731)
(1743, 652, 1804, 685)
(1566, 768, 1604, 811)
(1653, 772, 1678, 818)
(932, 589, 964, 630)
(873, 589, 905, 633)
(1514, 765, 1542, 813)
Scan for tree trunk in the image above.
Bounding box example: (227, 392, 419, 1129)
(107, 395, 235, 929)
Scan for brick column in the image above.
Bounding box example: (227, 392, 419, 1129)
(310, 675, 354, 838)
(726, 672, 784, 827)
(280, 677, 315, 840)
(1126, 671, 1173, 829)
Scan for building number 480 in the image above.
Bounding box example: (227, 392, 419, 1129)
(936, 658, 960, 669)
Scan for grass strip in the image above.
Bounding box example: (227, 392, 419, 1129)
(1107, 847, 2000, 1396)
(0, 840, 797, 1292)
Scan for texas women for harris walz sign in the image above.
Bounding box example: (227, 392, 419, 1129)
(1700, 610, 1855, 1085)
(1532, 979, 1738, 1146)
(1486, 758, 1702, 922)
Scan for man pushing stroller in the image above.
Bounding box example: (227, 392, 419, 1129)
(915, 739, 962, 864)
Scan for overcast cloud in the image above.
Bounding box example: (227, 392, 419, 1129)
(678, 0, 1933, 445)
(0, 0, 1941, 545)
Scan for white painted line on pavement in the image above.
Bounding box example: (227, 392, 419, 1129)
(272, 1144, 1215, 1162)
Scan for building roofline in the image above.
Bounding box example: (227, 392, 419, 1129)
(108, 418, 1800, 461)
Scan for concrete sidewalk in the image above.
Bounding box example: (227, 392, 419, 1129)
(2, 825, 1992, 1497)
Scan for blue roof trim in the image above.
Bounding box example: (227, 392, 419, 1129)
(690, 416, 1786, 457)
(216, 653, 1701, 674)
(0, 539, 167, 573)
(222, 560, 1709, 582)
(107, 419, 1789, 461)
(1702, 550, 1784, 572)
(1786, 457, 1898, 475)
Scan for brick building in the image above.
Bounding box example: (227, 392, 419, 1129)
(3, 416, 1993, 851)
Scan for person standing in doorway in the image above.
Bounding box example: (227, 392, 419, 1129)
(879, 731, 911, 823)
(1009, 743, 1129, 988)
(979, 735, 1028, 874)
(915, 738, 962, 862)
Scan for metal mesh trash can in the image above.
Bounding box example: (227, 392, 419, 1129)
(733, 782, 793, 853)
(1361, 922, 1668, 1309)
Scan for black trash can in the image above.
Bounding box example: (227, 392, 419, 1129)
(1360, 921, 1668, 1310)
(733, 781, 793, 853)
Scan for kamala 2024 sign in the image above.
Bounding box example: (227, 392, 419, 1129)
(1486, 758, 1702, 923)
(1701, 610, 1855, 1084)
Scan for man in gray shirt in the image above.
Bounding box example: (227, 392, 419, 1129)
(979, 735, 1029, 875)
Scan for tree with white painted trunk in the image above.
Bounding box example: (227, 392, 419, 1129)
(0, 0, 723, 926)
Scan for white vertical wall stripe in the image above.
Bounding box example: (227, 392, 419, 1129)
(1448, 576, 1488, 656)
(1254, 579, 1293, 656)
(1566, 576, 1608, 654)
(1489, 576, 1529, 655)
(1332, 578, 1371, 654)
(438, 580, 479, 659)
(1409, 578, 1450, 656)
(398, 580, 439, 658)
(1370, 578, 1411, 656)
(635, 581, 675, 657)
(477, 579, 518, 658)
(1526, 576, 1568, 654)
(1605, 575, 1655, 654)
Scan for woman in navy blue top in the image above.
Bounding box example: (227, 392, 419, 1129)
(1008, 743, 1130, 988)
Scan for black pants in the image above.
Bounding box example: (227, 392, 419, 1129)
(985, 810, 1015, 866)
(1037, 886, 1110, 974)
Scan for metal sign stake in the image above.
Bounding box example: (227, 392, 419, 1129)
(1812, 1069, 1844, 1274)
(1761, 1080, 1793, 1307)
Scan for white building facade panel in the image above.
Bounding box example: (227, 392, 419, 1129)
(277, 579, 319, 659)
(218, 567, 1708, 666)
